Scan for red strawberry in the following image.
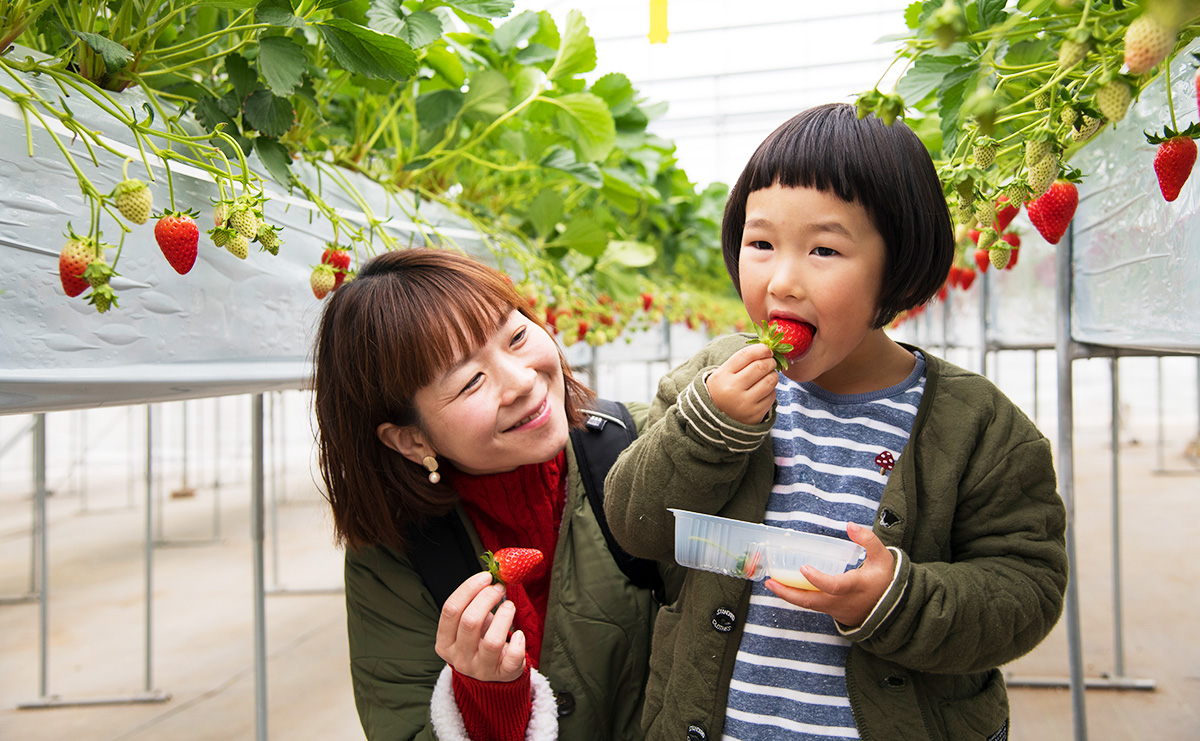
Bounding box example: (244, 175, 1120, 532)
(311, 264, 336, 299)
(994, 196, 1019, 232)
(1026, 180, 1079, 245)
(948, 265, 962, 289)
(937, 283, 948, 302)
(1153, 135, 1197, 202)
(576, 319, 590, 342)
(321, 245, 351, 289)
(749, 318, 814, 370)
(58, 230, 95, 297)
(482, 547, 544, 586)
(1000, 232, 1021, 270)
(640, 292, 654, 312)
(968, 228, 980, 245)
(973, 248, 991, 273)
(959, 265, 977, 290)
(154, 210, 200, 274)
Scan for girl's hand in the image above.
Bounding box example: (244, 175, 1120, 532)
(705, 344, 779, 425)
(434, 571, 527, 682)
(764, 522, 895, 628)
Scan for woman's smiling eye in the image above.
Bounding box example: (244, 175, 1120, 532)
(459, 372, 483, 394)
(511, 326, 527, 345)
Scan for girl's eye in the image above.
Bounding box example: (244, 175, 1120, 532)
(813, 246, 837, 257)
(749, 240, 773, 251)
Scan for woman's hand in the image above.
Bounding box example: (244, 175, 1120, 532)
(705, 344, 779, 425)
(435, 571, 527, 682)
(764, 522, 895, 628)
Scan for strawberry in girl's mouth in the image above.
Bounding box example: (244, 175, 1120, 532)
(748, 318, 815, 370)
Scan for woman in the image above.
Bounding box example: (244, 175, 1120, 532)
(312, 248, 672, 741)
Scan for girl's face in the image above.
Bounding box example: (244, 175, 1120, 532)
(739, 183, 894, 394)
(411, 309, 569, 475)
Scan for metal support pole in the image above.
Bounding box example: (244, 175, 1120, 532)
(0, 417, 39, 606)
(1033, 350, 1040, 427)
(144, 405, 155, 691)
(1110, 358, 1125, 678)
(251, 394, 268, 741)
(980, 268, 989, 377)
(1057, 226, 1089, 741)
(34, 413, 47, 698)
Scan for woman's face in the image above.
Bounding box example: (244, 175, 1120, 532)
(411, 309, 569, 475)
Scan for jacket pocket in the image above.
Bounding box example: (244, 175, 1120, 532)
(932, 668, 1009, 740)
(642, 602, 682, 731)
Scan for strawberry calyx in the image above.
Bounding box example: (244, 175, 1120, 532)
(1144, 122, 1200, 145)
(746, 318, 814, 371)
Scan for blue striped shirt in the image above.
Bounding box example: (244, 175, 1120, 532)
(722, 353, 926, 741)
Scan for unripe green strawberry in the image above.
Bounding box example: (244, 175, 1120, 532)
(1059, 38, 1088, 70)
(113, 179, 152, 224)
(1024, 138, 1052, 168)
(83, 254, 114, 288)
(213, 201, 230, 228)
(311, 263, 336, 299)
(256, 223, 282, 255)
(1071, 115, 1103, 142)
(1027, 154, 1060, 198)
(87, 284, 118, 314)
(989, 247, 1012, 270)
(1124, 13, 1175, 75)
(976, 227, 998, 251)
(1095, 79, 1131, 123)
(1034, 91, 1050, 110)
(228, 207, 259, 240)
(226, 232, 250, 260)
(1060, 107, 1079, 126)
(1003, 181, 1030, 206)
(973, 138, 996, 169)
(973, 200, 996, 227)
(955, 199, 975, 224)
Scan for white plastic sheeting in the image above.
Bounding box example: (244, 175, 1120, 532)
(0, 59, 486, 414)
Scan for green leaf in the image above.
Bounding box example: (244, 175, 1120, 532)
(243, 88, 295, 137)
(194, 95, 238, 134)
(591, 73, 635, 116)
(315, 19, 418, 81)
(256, 0, 305, 27)
(896, 54, 968, 105)
(548, 92, 614, 162)
(442, 0, 514, 19)
(365, 0, 405, 35)
(461, 69, 511, 120)
(526, 190, 563, 239)
(254, 136, 293, 186)
(396, 11, 443, 48)
(257, 36, 305, 95)
(71, 31, 132, 73)
(540, 146, 602, 187)
(495, 11, 540, 54)
(547, 215, 606, 257)
(546, 10, 596, 81)
(975, 0, 1008, 29)
(515, 44, 557, 65)
(601, 168, 643, 214)
(225, 53, 258, 102)
(415, 88, 463, 130)
(602, 240, 656, 268)
(423, 43, 465, 86)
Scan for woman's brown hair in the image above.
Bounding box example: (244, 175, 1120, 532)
(313, 248, 594, 551)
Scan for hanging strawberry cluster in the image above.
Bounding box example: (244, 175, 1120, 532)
(857, 0, 1200, 293)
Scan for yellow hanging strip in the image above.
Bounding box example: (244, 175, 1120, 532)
(649, 0, 668, 43)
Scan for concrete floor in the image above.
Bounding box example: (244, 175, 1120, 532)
(2, 360, 1199, 740)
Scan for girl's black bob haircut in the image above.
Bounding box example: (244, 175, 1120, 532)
(721, 103, 954, 328)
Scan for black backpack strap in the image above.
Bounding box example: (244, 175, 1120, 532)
(572, 400, 665, 601)
(405, 509, 479, 611)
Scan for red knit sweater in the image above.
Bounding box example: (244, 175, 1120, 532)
(447, 450, 567, 741)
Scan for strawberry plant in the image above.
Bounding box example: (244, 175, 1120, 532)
(859, 0, 1200, 279)
(0, 0, 741, 332)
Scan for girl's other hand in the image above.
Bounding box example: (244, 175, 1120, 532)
(435, 571, 527, 682)
(706, 344, 779, 425)
(764, 522, 895, 628)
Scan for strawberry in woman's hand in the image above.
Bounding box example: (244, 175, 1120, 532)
(1147, 124, 1200, 203)
(1026, 180, 1079, 245)
(748, 318, 814, 371)
(482, 548, 544, 586)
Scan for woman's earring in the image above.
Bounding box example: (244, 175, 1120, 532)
(422, 456, 440, 484)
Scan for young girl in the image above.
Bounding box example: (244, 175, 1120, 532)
(604, 103, 1068, 741)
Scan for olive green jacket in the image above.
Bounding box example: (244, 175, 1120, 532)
(345, 401, 678, 741)
(604, 335, 1068, 741)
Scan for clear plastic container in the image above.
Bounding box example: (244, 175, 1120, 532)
(670, 508, 866, 590)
